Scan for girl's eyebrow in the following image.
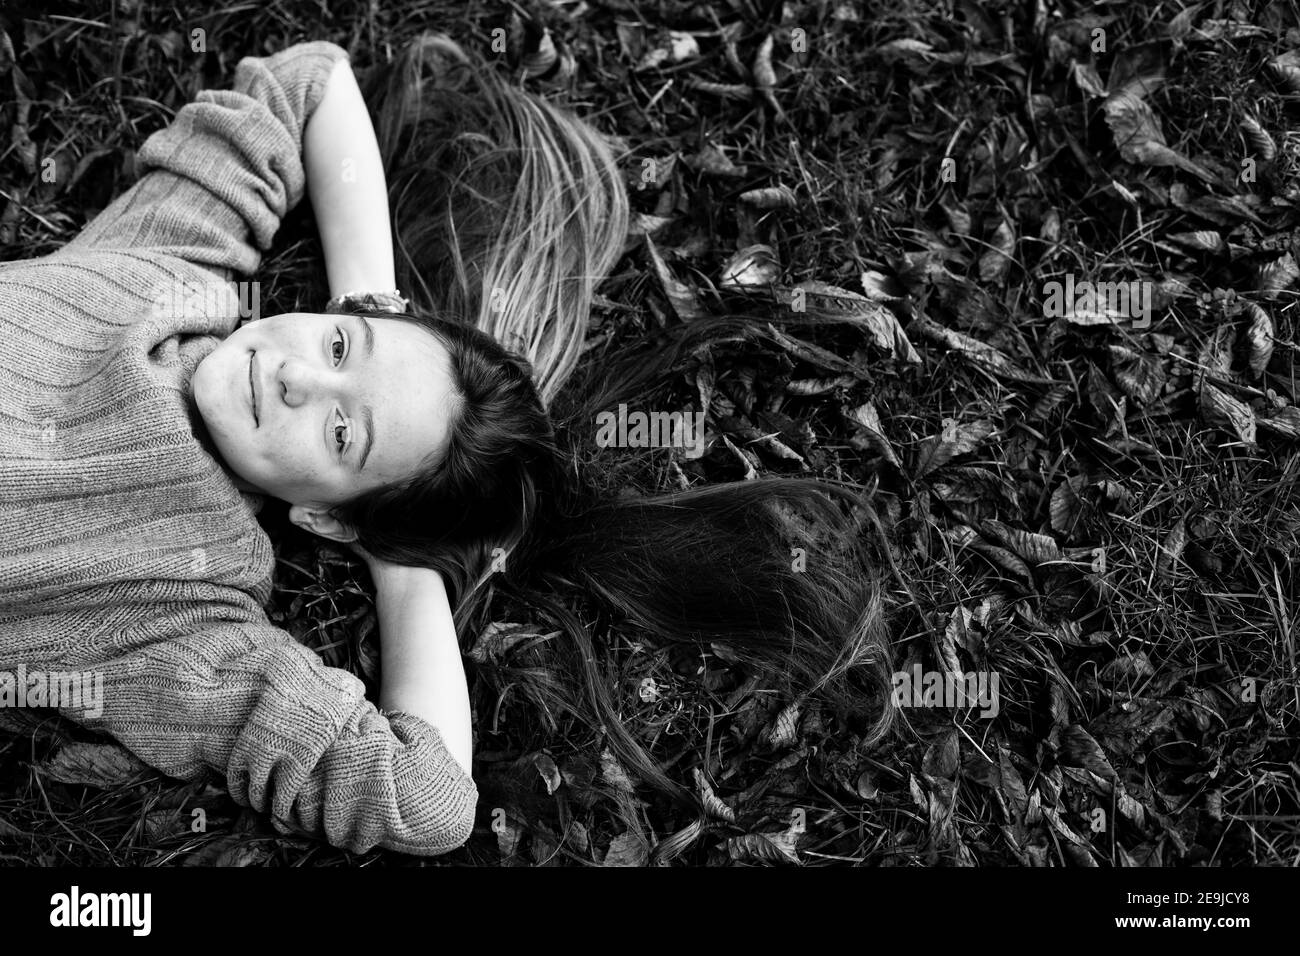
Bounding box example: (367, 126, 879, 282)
(353, 314, 376, 473)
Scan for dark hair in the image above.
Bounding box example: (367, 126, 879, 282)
(333, 32, 898, 816)
(325, 310, 557, 608)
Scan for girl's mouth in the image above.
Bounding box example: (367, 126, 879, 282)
(249, 351, 259, 427)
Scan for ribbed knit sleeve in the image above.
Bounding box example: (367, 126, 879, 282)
(65, 610, 478, 857)
(57, 40, 351, 278)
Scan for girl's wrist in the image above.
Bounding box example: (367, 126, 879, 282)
(325, 290, 409, 314)
(370, 558, 440, 594)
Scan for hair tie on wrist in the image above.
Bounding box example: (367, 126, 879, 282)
(324, 290, 410, 314)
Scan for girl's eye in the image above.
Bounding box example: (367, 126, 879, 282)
(330, 328, 350, 457)
(334, 411, 351, 455)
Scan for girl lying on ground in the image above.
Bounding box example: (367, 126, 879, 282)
(0, 32, 895, 857)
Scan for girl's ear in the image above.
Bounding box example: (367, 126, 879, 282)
(288, 503, 359, 544)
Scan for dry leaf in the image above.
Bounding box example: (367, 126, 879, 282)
(683, 143, 747, 177)
(468, 622, 556, 664)
(721, 433, 759, 479)
(522, 27, 557, 78)
(911, 315, 1052, 383)
(39, 741, 150, 789)
(1166, 230, 1225, 253)
(913, 418, 997, 479)
(1243, 302, 1274, 378)
(645, 235, 708, 320)
(922, 728, 961, 779)
(1199, 381, 1257, 446)
(764, 323, 861, 376)
(782, 280, 920, 362)
(947, 525, 1034, 579)
(1060, 724, 1119, 783)
(685, 78, 752, 100)
(627, 212, 674, 238)
(752, 33, 778, 89)
(1107, 344, 1167, 406)
(1258, 406, 1300, 439)
(534, 753, 563, 795)
(786, 374, 855, 395)
(845, 401, 901, 467)
(634, 30, 699, 71)
(1103, 87, 1215, 182)
(720, 243, 780, 289)
(1157, 515, 1188, 583)
(1257, 254, 1299, 299)
(693, 767, 736, 823)
(211, 842, 273, 867)
(738, 185, 797, 209)
(1071, 60, 1106, 97)
(978, 218, 1016, 283)
(938, 607, 969, 678)
(983, 520, 1065, 564)
(603, 829, 650, 866)
(1269, 50, 1300, 93)
(495, 813, 524, 863)
(1240, 115, 1276, 161)
(600, 748, 637, 794)
(725, 827, 801, 865)
(860, 269, 904, 301)
(762, 699, 802, 750)
(1049, 475, 1088, 533)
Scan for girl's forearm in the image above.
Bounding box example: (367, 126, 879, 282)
(371, 565, 473, 776)
(304, 58, 396, 298)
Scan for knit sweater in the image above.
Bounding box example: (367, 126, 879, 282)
(0, 41, 478, 857)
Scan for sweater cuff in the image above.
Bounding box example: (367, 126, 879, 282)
(238, 40, 352, 131)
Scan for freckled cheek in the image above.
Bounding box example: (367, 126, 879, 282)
(290, 455, 331, 488)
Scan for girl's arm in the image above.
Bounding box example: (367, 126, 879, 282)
(370, 564, 473, 777)
(304, 59, 397, 298)
(308, 65, 470, 771)
(56, 42, 350, 279)
(56, 609, 478, 857)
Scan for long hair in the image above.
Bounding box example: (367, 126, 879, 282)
(360, 32, 627, 407)
(340, 32, 897, 814)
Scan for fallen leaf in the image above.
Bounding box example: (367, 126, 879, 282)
(645, 235, 708, 320)
(725, 827, 801, 865)
(603, 829, 650, 866)
(720, 243, 781, 289)
(1198, 381, 1257, 446)
(913, 418, 997, 479)
(693, 768, 736, 823)
(978, 218, 1016, 283)
(844, 400, 901, 467)
(738, 185, 797, 209)
(1103, 87, 1216, 182)
(1242, 302, 1274, 378)
(1156, 516, 1189, 583)
(911, 315, 1053, 383)
(39, 741, 150, 789)
(533, 753, 563, 795)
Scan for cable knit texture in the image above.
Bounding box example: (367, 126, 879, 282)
(0, 41, 478, 857)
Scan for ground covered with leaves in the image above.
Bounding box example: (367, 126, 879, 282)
(1, 0, 1299, 866)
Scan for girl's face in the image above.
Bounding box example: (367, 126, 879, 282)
(191, 312, 459, 538)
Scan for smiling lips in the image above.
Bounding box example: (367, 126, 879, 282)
(248, 351, 258, 426)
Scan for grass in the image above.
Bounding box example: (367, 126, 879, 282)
(1, 0, 1299, 866)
